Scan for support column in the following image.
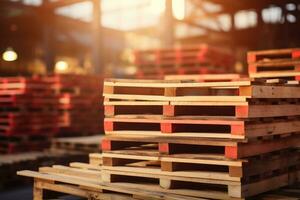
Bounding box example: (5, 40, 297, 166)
(161, 0, 175, 47)
(92, 0, 103, 74)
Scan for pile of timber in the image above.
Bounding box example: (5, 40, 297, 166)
(248, 48, 300, 79)
(17, 153, 300, 200)
(101, 78, 300, 199)
(134, 45, 235, 79)
(0, 77, 60, 154)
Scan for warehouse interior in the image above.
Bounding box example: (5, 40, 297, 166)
(0, 0, 300, 200)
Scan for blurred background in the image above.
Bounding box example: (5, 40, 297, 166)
(1, 0, 300, 77)
(1, 0, 300, 199)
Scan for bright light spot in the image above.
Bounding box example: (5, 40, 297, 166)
(235, 10, 257, 29)
(124, 66, 137, 75)
(172, 0, 185, 20)
(150, 0, 166, 14)
(287, 14, 296, 23)
(286, 3, 296, 11)
(55, 61, 69, 72)
(2, 48, 18, 62)
(262, 6, 282, 23)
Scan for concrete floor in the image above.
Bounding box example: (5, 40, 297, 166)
(0, 185, 83, 200)
(0, 186, 33, 200)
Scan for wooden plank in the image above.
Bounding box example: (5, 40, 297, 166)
(250, 72, 300, 78)
(236, 105, 300, 118)
(105, 131, 244, 140)
(102, 152, 243, 167)
(104, 94, 248, 102)
(225, 135, 300, 159)
(104, 80, 252, 88)
(164, 74, 242, 81)
(102, 166, 240, 184)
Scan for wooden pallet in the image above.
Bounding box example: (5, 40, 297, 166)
(248, 48, 300, 63)
(17, 155, 300, 200)
(102, 167, 299, 199)
(101, 134, 300, 159)
(134, 45, 234, 68)
(104, 115, 300, 139)
(104, 79, 300, 102)
(102, 148, 299, 179)
(248, 48, 300, 79)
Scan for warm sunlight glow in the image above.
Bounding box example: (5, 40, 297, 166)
(2, 48, 18, 62)
(172, 0, 185, 20)
(55, 61, 69, 72)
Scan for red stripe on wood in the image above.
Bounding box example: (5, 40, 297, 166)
(159, 143, 170, 154)
(104, 121, 114, 132)
(163, 105, 175, 117)
(292, 50, 300, 58)
(161, 123, 173, 133)
(248, 64, 257, 73)
(230, 124, 245, 135)
(225, 146, 238, 159)
(247, 53, 257, 63)
(235, 106, 249, 118)
(101, 139, 111, 151)
(104, 105, 115, 116)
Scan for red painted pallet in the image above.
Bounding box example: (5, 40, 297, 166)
(134, 45, 234, 67)
(104, 116, 300, 139)
(0, 77, 55, 95)
(247, 48, 300, 64)
(248, 48, 300, 79)
(0, 140, 50, 154)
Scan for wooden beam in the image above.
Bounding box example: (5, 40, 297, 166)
(46, 0, 92, 9)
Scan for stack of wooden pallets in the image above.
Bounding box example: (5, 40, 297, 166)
(101, 78, 300, 199)
(134, 45, 235, 79)
(45, 74, 103, 136)
(0, 77, 60, 154)
(248, 48, 300, 79)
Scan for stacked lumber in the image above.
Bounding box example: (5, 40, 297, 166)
(248, 48, 300, 79)
(134, 45, 235, 79)
(0, 77, 60, 154)
(45, 74, 103, 136)
(51, 135, 103, 153)
(17, 153, 300, 200)
(101, 78, 300, 199)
